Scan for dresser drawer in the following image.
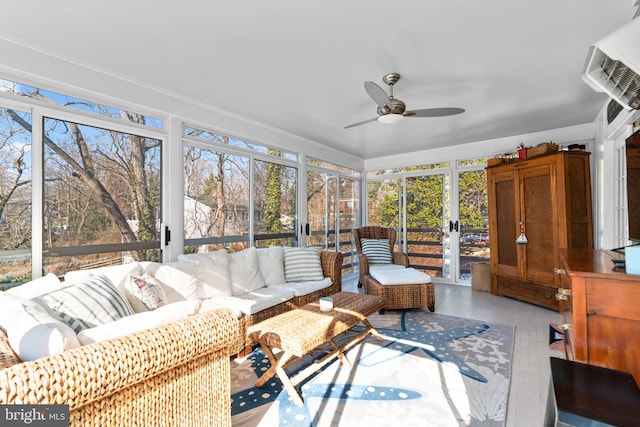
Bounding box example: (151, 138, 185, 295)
(496, 276, 559, 310)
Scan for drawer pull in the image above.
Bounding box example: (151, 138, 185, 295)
(544, 293, 553, 299)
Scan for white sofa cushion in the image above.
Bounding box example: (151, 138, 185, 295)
(0, 293, 81, 361)
(199, 297, 243, 318)
(256, 246, 286, 285)
(268, 277, 332, 297)
(35, 275, 135, 333)
(178, 250, 233, 298)
(125, 273, 169, 312)
(230, 247, 265, 295)
(77, 300, 201, 345)
(284, 247, 324, 282)
(222, 287, 294, 315)
(5, 273, 64, 299)
(64, 262, 142, 310)
(142, 260, 200, 303)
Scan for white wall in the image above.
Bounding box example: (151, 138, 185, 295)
(592, 102, 640, 249)
(364, 124, 596, 172)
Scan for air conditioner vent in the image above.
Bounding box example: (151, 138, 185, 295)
(582, 18, 640, 110)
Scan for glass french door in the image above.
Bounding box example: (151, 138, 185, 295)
(406, 174, 451, 279)
(367, 164, 489, 284)
(456, 169, 490, 281)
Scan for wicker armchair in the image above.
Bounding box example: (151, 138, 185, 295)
(0, 309, 240, 427)
(354, 226, 409, 287)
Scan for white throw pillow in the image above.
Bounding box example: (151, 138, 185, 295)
(64, 263, 142, 311)
(256, 246, 286, 285)
(178, 250, 233, 298)
(143, 260, 200, 303)
(361, 238, 393, 264)
(283, 247, 324, 282)
(35, 275, 135, 333)
(124, 273, 169, 312)
(229, 247, 266, 295)
(5, 273, 64, 299)
(77, 299, 201, 345)
(0, 293, 80, 361)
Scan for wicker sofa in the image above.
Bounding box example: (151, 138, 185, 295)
(0, 308, 240, 426)
(0, 246, 343, 425)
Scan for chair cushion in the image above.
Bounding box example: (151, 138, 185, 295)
(35, 275, 135, 333)
(125, 273, 169, 312)
(370, 267, 432, 285)
(284, 247, 324, 282)
(230, 247, 266, 295)
(361, 238, 393, 264)
(256, 246, 286, 285)
(0, 293, 81, 361)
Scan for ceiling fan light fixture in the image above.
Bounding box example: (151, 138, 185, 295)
(377, 113, 404, 125)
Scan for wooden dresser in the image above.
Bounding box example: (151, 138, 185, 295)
(486, 151, 593, 310)
(558, 248, 640, 384)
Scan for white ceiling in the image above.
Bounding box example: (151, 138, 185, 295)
(0, 1, 637, 160)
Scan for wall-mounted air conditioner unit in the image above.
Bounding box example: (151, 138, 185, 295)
(582, 18, 640, 110)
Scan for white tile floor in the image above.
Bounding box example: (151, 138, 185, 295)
(342, 276, 564, 427)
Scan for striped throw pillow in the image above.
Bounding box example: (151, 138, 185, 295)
(284, 247, 324, 282)
(361, 238, 393, 264)
(35, 274, 135, 333)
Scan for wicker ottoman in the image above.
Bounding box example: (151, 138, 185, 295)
(363, 269, 435, 313)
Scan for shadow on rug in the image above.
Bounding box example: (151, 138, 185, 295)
(231, 310, 514, 427)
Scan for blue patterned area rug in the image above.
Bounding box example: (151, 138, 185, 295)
(231, 310, 514, 427)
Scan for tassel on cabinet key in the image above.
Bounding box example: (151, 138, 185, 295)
(516, 221, 528, 245)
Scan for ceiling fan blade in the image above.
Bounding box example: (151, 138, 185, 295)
(344, 117, 378, 129)
(405, 108, 465, 117)
(364, 81, 391, 108)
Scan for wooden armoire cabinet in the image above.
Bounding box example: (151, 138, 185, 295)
(486, 151, 593, 310)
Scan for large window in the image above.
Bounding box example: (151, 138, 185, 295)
(0, 79, 360, 286)
(307, 159, 361, 275)
(183, 127, 298, 253)
(183, 146, 251, 252)
(0, 107, 32, 285)
(43, 118, 162, 275)
(253, 157, 297, 247)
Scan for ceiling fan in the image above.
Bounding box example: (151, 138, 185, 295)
(344, 72, 465, 129)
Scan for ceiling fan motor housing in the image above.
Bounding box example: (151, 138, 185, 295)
(377, 98, 406, 116)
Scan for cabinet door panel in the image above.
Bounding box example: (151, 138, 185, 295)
(489, 171, 519, 278)
(521, 164, 556, 284)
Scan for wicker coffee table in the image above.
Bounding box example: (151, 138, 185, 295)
(246, 291, 385, 406)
